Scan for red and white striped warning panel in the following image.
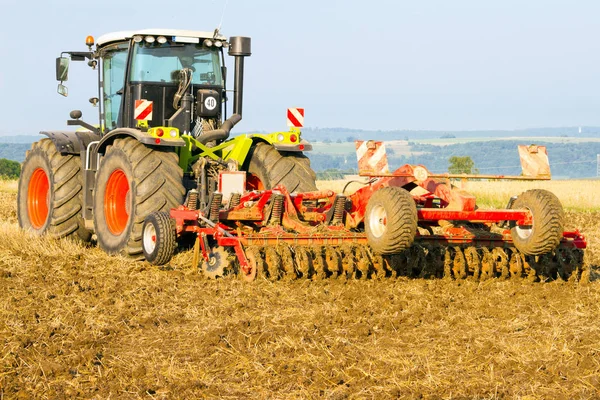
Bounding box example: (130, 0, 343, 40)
(287, 107, 304, 128)
(355, 140, 390, 175)
(134, 99, 153, 120)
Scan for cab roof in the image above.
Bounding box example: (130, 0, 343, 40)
(96, 29, 227, 46)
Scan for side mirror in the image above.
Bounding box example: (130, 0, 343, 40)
(56, 57, 70, 82)
(57, 84, 68, 97)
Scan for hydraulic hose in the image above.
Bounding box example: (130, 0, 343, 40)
(197, 114, 242, 145)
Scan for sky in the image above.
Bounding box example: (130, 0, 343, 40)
(1, 0, 600, 135)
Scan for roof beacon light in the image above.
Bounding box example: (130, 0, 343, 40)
(157, 36, 167, 44)
(144, 36, 156, 43)
(203, 39, 213, 47)
(85, 35, 95, 48)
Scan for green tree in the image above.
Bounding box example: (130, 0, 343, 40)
(0, 158, 20, 179)
(448, 156, 478, 174)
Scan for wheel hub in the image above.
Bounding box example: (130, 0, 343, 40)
(104, 169, 130, 235)
(142, 221, 157, 254)
(27, 168, 50, 229)
(368, 205, 387, 238)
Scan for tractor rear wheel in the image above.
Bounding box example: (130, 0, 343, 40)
(510, 189, 564, 255)
(17, 139, 91, 241)
(93, 137, 185, 258)
(246, 142, 317, 192)
(365, 186, 417, 255)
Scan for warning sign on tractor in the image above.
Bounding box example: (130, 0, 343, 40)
(134, 100, 153, 120)
(287, 107, 304, 128)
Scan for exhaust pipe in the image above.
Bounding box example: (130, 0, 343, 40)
(229, 36, 251, 117)
(198, 36, 251, 145)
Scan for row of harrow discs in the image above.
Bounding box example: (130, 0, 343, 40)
(201, 243, 585, 282)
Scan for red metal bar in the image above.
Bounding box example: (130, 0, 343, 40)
(417, 208, 533, 225)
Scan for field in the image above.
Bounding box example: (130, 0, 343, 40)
(1, 179, 600, 399)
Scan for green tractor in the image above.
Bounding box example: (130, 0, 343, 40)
(17, 29, 316, 257)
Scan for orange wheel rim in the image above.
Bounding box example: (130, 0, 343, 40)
(27, 168, 50, 229)
(104, 169, 130, 235)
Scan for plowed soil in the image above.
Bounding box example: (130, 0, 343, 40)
(1, 182, 599, 399)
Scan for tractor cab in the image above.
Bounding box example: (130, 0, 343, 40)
(56, 29, 250, 143)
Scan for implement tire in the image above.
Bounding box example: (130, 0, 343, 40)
(17, 139, 91, 241)
(365, 186, 417, 255)
(93, 137, 185, 258)
(142, 211, 177, 266)
(510, 189, 564, 255)
(246, 142, 317, 192)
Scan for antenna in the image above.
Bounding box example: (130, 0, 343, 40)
(217, 0, 229, 33)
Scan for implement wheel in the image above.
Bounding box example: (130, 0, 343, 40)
(94, 137, 185, 257)
(142, 212, 176, 265)
(17, 139, 91, 241)
(246, 142, 317, 192)
(365, 186, 417, 255)
(510, 189, 564, 255)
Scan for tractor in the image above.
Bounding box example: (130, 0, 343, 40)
(17, 29, 316, 257)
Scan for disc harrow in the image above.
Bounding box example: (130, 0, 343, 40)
(141, 142, 587, 282)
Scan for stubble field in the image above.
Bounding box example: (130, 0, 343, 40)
(1, 179, 599, 399)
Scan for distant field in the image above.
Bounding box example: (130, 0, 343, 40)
(412, 136, 600, 146)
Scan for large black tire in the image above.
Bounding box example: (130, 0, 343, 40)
(510, 189, 564, 255)
(142, 211, 177, 265)
(365, 186, 417, 255)
(93, 137, 185, 257)
(246, 142, 317, 192)
(17, 139, 91, 241)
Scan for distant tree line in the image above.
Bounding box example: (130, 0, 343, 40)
(0, 158, 20, 179)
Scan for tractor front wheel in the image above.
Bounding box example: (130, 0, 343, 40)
(510, 189, 564, 255)
(365, 186, 417, 255)
(93, 137, 185, 257)
(17, 139, 91, 241)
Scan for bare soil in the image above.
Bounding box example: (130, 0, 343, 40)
(1, 188, 599, 399)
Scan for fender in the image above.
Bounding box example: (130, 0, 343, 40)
(96, 128, 186, 154)
(41, 130, 101, 155)
(249, 129, 312, 152)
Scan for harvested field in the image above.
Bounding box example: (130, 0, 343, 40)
(1, 179, 600, 399)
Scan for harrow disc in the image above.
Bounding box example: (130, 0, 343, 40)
(324, 247, 342, 278)
(201, 246, 232, 279)
(264, 247, 282, 281)
(241, 247, 262, 282)
(294, 247, 312, 279)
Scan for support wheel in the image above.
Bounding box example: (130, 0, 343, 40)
(93, 137, 185, 257)
(365, 186, 417, 255)
(245, 142, 317, 192)
(17, 139, 91, 241)
(142, 212, 176, 265)
(201, 246, 232, 279)
(510, 189, 564, 255)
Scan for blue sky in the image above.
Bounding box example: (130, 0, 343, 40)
(1, 0, 600, 135)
